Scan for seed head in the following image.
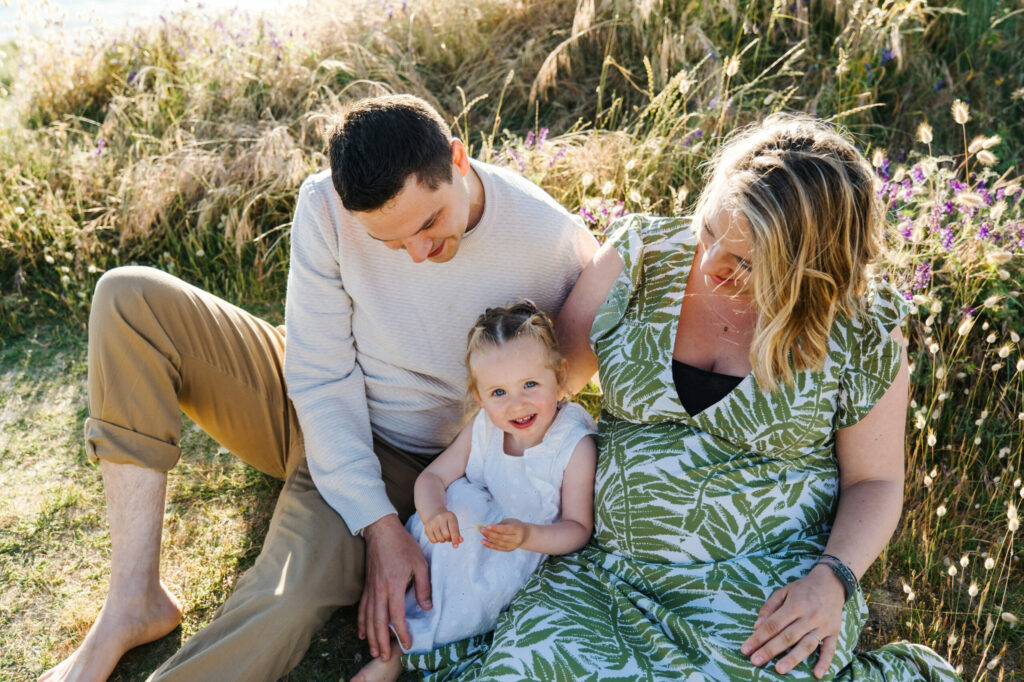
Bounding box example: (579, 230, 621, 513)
(952, 99, 970, 125)
(936, 504, 947, 517)
(968, 582, 979, 597)
(986, 250, 1012, 265)
(917, 122, 933, 145)
(977, 150, 998, 166)
(724, 55, 740, 78)
(985, 557, 996, 570)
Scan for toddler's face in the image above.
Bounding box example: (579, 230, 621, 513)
(470, 337, 563, 454)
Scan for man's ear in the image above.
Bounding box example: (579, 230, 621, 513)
(451, 139, 471, 177)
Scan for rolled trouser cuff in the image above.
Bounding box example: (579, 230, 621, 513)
(85, 416, 181, 472)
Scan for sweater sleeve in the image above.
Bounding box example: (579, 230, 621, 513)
(284, 178, 396, 534)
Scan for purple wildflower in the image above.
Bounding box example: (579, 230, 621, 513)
(911, 165, 925, 183)
(506, 148, 526, 173)
(881, 47, 894, 66)
(537, 128, 548, 150)
(979, 223, 992, 240)
(941, 227, 955, 251)
(525, 130, 535, 148)
(549, 145, 567, 168)
(95, 139, 106, 155)
(934, 78, 946, 91)
(579, 207, 597, 224)
(683, 130, 704, 147)
(876, 158, 890, 182)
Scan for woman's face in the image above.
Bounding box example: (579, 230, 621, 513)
(697, 205, 754, 297)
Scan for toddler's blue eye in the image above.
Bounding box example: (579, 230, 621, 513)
(524, 381, 538, 388)
(492, 388, 506, 397)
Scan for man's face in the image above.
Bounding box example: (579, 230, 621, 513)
(353, 146, 473, 264)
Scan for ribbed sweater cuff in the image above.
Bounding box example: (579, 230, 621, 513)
(345, 495, 400, 536)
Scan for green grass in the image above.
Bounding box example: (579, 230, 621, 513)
(2, 0, 1024, 679)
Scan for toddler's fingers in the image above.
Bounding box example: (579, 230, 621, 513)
(447, 518, 462, 546)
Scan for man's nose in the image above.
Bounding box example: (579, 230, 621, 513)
(404, 235, 432, 263)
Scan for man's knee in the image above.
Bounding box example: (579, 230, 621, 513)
(90, 266, 175, 328)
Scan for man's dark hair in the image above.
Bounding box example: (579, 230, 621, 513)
(329, 95, 454, 212)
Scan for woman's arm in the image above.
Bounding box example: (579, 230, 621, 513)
(741, 328, 910, 679)
(414, 422, 474, 546)
(555, 240, 624, 396)
(480, 435, 597, 555)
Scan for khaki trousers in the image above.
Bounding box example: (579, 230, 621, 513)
(85, 266, 431, 681)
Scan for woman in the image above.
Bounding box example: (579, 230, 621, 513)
(410, 115, 958, 680)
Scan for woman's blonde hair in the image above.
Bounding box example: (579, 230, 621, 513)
(692, 114, 881, 390)
(464, 301, 566, 398)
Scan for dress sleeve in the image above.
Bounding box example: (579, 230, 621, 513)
(834, 280, 913, 429)
(588, 214, 646, 352)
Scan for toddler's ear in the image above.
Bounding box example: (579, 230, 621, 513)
(558, 358, 570, 395)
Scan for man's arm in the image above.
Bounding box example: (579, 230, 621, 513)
(283, 177, 428, 662)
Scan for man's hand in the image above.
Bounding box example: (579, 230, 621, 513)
(423, 509, 463, 547)
(357, 514, 430, 662)
(480, 518, 531, 552)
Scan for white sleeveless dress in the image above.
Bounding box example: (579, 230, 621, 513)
(401, 401, 597, 653)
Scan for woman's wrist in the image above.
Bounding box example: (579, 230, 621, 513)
(812, 554, 858, 602)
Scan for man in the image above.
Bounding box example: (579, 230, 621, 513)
(41, 94, 597, 682)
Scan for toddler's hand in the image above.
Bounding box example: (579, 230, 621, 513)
(423, 510, 463, 548)
(481, 518, 530, 551)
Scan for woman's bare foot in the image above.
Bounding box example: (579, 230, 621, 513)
(38, 582, 182, 682)
(350, 641, 403, 682)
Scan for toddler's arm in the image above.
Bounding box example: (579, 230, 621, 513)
(482, 434, 597, 555)
(415, 422, 474, 547)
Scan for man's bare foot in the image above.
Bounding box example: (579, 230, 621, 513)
(38, 582, 182, 682)
(350, 648, 403, 682)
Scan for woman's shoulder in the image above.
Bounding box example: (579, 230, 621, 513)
(832, 278, 912, 349)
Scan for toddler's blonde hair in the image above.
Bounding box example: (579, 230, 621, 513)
(464, 301, 566, 399)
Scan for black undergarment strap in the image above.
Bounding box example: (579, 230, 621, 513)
(672, 359, 744, 416)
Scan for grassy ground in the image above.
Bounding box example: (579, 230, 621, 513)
(2, 0, 1024, 680)
(0, 315, 378, 681)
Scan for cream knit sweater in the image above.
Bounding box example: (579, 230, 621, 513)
(284, 160, 594, 533)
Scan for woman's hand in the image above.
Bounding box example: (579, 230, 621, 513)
(740, 564, 846, 678)
(423, 510, 463, 547)
(481, 518, 531, 551)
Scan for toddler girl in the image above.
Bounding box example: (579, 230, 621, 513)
(352, 301, 597, 682)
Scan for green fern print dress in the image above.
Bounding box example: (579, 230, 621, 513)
(408, 215, 958, 681)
